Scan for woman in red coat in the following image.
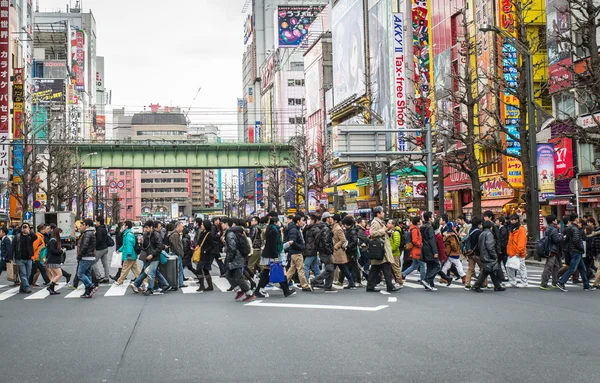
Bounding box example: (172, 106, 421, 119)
(433, 219, 453, 286)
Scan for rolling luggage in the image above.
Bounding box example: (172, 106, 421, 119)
(158, 254, 179, 287)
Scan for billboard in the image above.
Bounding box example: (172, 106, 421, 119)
(537, 144, 556, 199)
(261, 53, 277, 93)
(256, 169, 263, 206)
(368, 1, 391, 131)
(549, 137, 574, 179)
(277, 5, 321, 47)
(71, 29, 86, 91)
(546, 0, 571, 94)
(32, 79, 65, 104)
(412, 0, 432, 129)
(244, 14, 254, 45)
(0, 1, 9, 134)
(433, 48, 452, 100)
(393, 13, 407, 150)
(332, 0, 366, 105)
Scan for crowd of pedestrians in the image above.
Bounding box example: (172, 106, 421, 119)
(1, 208, 599, 299)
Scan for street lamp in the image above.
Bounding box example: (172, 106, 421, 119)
(479, 24, 540, 243)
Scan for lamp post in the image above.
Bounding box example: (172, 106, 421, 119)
(480, 24, 540, 242)
(76, 151, 98, 219)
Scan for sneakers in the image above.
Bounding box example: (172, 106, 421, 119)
(430, 286, 438, 291)
(343, 285, 357, 290)
(160, 286, 171, 294)
(539, 284, 552, 290)
(242, 294, 256, 303)
(143, 289, 154, 296)
(67, 283, 77, 290)
(556, 282, 568, 292)
(464, 284, 472, 290)
(80, 287, 92, 298)
(254, 291, 269, 298)
(301, 287, 313, 292)
(422, 281, 432, 291)
(284, 289, 297, 298)
(235, 291, 245, 301)
(113, 282, 122, 287)
(324, 288, 338, 293)
(590, 286, 598, 291)
(333, 281, 343, 286)
(130, 283, 139, 293)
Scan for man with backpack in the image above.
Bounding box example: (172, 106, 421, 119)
(557, 215, 592, 292)
(284, 215, 311, 291)
(248, 216, 262, 274)
(539, 215, 563, 290)
(303, 214, 322, 282)
(222, 218, 256, 302)
(464, 217, 486, 289)
(93, 217, 112, 284)
(402, 216, 426, 282)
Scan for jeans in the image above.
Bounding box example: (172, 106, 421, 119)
(402, 259, 426, 280)
(134, 261, 168, 291)
(177, 255, 185, 287)
(424, 260, 441, 287)
(304, 256, 321, 280)
(313, 262, 335, 289)
(559, 253, 590, 288)
(16, 259, 32, 291)
(335, 263, 355, 287)
(77, 259, 95, 288)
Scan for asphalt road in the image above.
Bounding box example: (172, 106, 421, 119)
(1, 248, 599, 383)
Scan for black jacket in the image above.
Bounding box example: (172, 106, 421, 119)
(13, 233, 34, 261)
(345, 225, 359, 257)
(140, 230, 164, 263)
(498, 225, 509, 259)
(303, 223, 320, 257)
(545, 225, 563, 256)
(1, 235, 12, 261)
(287, 224, 305, 256)
(478, 229, 498, 263)
(565, 225, 584, 254)
(211, 224, 223, 252)
(317, 223, 333, 259)
(182, 232, 194, 266)
(115, 226, 124, 248)
(78, 228, 96, 260)
(419, 222, 438, 262)
(46, 238, 64, 264)
(469, 227, 482, 256)
(95, 225, 109, 250)
(224, 227, 245, 270)
(261, 224, 282, 259)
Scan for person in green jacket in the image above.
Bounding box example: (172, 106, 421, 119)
(115, 221, 141, 286)
(387, 219, 404, 287)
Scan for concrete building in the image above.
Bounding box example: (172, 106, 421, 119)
(188, 125, 218, 214)
(131, 108, 192, 219)
(112, 107, 133, 140)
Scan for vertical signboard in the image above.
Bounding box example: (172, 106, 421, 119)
(71, 29, 86, 91)
(499, 0, 523, 188)
(0, 0, 9, 181)
(537, 144, 556, 199)
(277, 5, 320, 48)
(393, 13, 407, 150)
(256, 169, 263, 207)
(549, 137, 574, 179)
(12, 69, 24, 183)
(412, 0, 432, 131)
(238, 169, 245, 199)
(546, 0, 571, 94)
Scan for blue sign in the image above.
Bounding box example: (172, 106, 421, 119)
(24, 211, 32, 220)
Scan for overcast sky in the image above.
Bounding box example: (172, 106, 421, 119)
(40, 0, 246, 138)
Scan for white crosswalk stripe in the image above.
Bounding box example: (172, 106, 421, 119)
(104, 283, 129, 297)
(24, 283, 66, 300)
(0, 287, 20, 301)
(64, 284, 86, 298)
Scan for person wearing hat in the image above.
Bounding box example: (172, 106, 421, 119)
(366, 207, 400, 293)
(310, 212, 337, 293)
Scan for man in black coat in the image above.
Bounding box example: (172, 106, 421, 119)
(130, 221, 170, 296)
(93, 216, 111, 283)
(13, 223, 34, 293)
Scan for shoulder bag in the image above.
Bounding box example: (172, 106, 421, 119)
(367, 239, 385, 260)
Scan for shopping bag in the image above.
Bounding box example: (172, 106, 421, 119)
(110, 251, 122, 269)
(7, 260, 15, 281)
(506, 256, 520, 270)
(269, 261, 287, 284)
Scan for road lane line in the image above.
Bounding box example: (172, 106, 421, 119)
(64, 284, 86, 298)
(25, 283, 65, 300)
(211, 277, 232, 292)
(245, 300, 389, 312)
(0, 287, 20, 301)
(104, 283, 129, 297)
(388, 297, 397, 302)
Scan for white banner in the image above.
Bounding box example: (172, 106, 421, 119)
(0, 133, 9, 182)
(393, 13, 407, 151)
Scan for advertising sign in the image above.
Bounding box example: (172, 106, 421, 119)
(412, 0, 432, 130)
(476, 0, 493, 134)
(549, 137, 574, 179)
(32, 79, 65, 103)
(261, 53, 277, 93)
(0, 133, 8, 182)
(277, 5, 321, 47)
(308, 189, 318, 212)
(482, 178, 515, 199)
(537, 144, 556, 199)
(285, 169, 296, 209)
(546, 0, 571, 94)
(256, 169, 263, 205)
(0, 1, 9, 135)
(368, 3, 391, 141)
(329, 165, 357, 186)
(243, 14, 254, 45)
(579, 174, 600, 195)
(239, 169, 245, 198)
(433, 49, 452, 100)
(255, 121, 262, 143)
(444, 165, 470, 190)
(499, 0, 523, 188)
(95, 115, 106, 141)
(71, 29, 86, 91)
(391, 176, 399, 208)
(171, 203, 179, 219)
(332, 0, 366, 105)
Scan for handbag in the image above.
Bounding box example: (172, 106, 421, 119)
(506, 256, 521, 270)
(7, 260, 15, 281)
(269, 261, 287, 284)
(60, 250, 66, 264)
(159, 250, 169, 265)
(110, 251, 122, 269)
(192, 233, 208, 263)
(367, 239, 385, 260)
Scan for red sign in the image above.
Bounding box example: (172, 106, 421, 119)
(548, 59, 572, 94)
(549, 198, 571, 206)
(0, 1, 9, 134)
(444, 166, 470, 190)
(248, 126, 255, 143)
(549, 137, 574, 179)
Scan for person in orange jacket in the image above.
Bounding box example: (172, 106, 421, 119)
(402, 216, 426, 282)
(506, 214, 528, 287)
(30, 224, 51, 287)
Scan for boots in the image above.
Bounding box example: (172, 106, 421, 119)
(63, 270, 72, 284)
(205, 275, 214, 291)
(196, 277, 205, 292)
(461, 276, 467, 285)
(47, 282, 61, 295)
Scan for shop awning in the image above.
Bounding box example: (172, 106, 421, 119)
(462, 199, 515, 211)
(323, 183, 359, 194)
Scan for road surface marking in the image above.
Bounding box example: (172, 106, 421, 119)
(211, 278, 232, 293)
(181, 280, 204, 294)
(0, 287, 20, 301)
(25, 283, 65, 300)
(388, 297, 397, 302)
(379, 290, 391, 295)
(64, 284, 86, 298)
(245, 300, 389, 312)
(0, 285, 7, 289)
(104, 283, 129, 297)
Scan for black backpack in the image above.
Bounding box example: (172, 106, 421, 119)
(235, 231, 251, 257)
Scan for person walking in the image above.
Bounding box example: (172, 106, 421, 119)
(76, 219, 98, 298)
(45, 227, 65, 295)
(30, 224, 50, 287)
(303, 214, 322, 281)
(13, 223, 35, 294)
(388, 219, 405, 287)
(194, 220, 215, 292)
(253, 212, 295, 298)
(110, 222, 125, 282)
(472, 221, 505, 292)
(539, 215, 563, 290)
(442, 227, 466, 284)
(168, 222, 186, 290)
(420, 212, 441, 291)
(366, 207, 400, 293)
(557, 215, 592, 292)
(464, 217, 486, 289)
(402, 216, 426, 282)
(114, 221, 141, 286)
(181, 227, 197, 281)
(341, 215, 363, 286)
(130, 221, 170, 296)
(222, 218, 256, 302)
(506, 214, 528, 288)
(284, 215, 311, 292)
(93, 217, 111, 284)
(332, 214, 355, 290)
(309, 212, 337, 293)
(248, 216, 263, 275)
(0, 227, 12, 279)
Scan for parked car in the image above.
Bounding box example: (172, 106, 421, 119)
(132, 225, 143, 235)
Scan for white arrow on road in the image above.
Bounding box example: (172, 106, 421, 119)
(245, 301, 388, 312)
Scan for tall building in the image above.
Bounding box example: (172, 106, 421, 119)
(131, 107, 192, 219)
(188, 125, 218, 214)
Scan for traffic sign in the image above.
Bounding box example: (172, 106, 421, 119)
(109, 181, 117, 188)
(32, 200, 42, 209)
(117, 180, 125, 189)
(24, 211, 32, 220)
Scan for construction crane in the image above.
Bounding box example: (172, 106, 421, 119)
(184, 87, 202, 125)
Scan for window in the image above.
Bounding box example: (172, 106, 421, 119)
(126, 180, 131, 185)
(295, 79, 304, 86)
(288, 79, 295, 86)
(288, 98, 295, 106)
(555, 92, 575, 120)
(289, 117, 295, 124)
(120, 171, 125, 176)
(295, 98, 303, 105)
